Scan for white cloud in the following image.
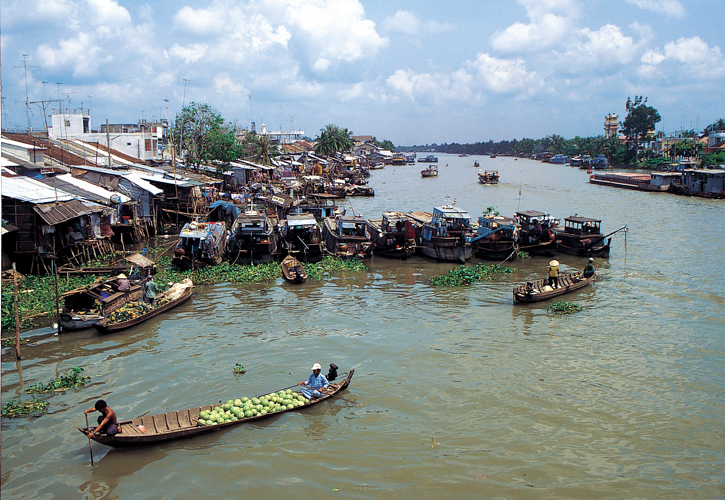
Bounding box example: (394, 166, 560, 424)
(386, 68, 473, 104)
(562, 24, 639, 67)
(468, 53, 543, 94)
(625, 0, 685, 18)
(639, 37, 725, 80)
(36, 32, 109, 77)
(0, 0, 76, 26)
(382, 10, 452, 36)
(86, 0, 132, 29)
(168, 43, 209, 64)
(214, 73, 247, 94)
(491, 0, 579, 53)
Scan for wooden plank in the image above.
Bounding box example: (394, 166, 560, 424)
(165, 412, 180, 430)
(142, 415, 157, 434)
(153, 414, 168, 433)
(178, 409, 192, 428)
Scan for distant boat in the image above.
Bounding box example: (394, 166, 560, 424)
(421, 165, 438, 177)
(281, 255, 307, 284)
(418, 155, 438, 163)
(478, 170, 500, 184)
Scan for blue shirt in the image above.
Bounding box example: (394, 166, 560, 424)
(305, 373, 329, 391)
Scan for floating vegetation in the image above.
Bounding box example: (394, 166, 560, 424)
(547, 301, 583, 314)
(517, 251, 531, 260)
(431, 263, 515, 286)
(234, 363, 246, 374)
(24, 366, 90, 394)
(304, 257, 367, 280)
(1, 336, 30, 348)
(1, 397, 49, 418)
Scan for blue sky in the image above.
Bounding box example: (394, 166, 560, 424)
(2, 0, 723, 145)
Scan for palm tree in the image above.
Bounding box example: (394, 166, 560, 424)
(314, 124, 353, 156)
(246, 132, 279, 165)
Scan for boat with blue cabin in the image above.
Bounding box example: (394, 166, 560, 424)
(406, 205, 474, 263)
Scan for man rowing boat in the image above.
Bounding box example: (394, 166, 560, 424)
(84, 400, 119, 437)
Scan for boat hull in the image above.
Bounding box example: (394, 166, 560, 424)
(93, 285, 193, 333)
(513, 272, 594, 304)
(556, 238, 611, 258)
(417, 242, 473, 263)
(76, 370, 355, 448)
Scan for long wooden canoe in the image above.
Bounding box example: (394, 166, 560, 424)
(281, 255, 307, 283)
(512, 272, 594, 304)
(92, 282, 193, 333)
(76, 369, 355, 448)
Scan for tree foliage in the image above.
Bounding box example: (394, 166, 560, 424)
(244, 132, 280, 166)
(621, 96, 661, 161)
(372, 137, 395, 151)
(172, 102, 242, 172)
(314, 124, 354, 155)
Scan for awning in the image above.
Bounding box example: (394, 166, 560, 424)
(124, 253, 155, 268)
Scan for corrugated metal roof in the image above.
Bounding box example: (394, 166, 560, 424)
(42, 174, 131, 204)
(1, 175, 76, 203)
(34, 199, 93, 225)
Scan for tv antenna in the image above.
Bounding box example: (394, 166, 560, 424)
(14, 54, 37, 131)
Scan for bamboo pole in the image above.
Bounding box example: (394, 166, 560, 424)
(13, 263, 22, 359)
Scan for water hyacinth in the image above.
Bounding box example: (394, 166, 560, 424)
(430, 263, 514, 286)
(547, 301, 583, 314)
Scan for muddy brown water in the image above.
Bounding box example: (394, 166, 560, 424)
(2, 155, 724, 499)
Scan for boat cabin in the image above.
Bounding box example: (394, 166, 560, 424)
(515, 210, 558, 231)
(173, 221, 228, 270)
(561, 216, 602, 236)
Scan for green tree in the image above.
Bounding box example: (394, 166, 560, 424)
(704, 118, 725, 135)
(372, 137, 395, 151)
(172, 102, 241, 172)
(621, 96, 661, 163)
(314, 124, 354, 156)
(245, 132, 279, 166)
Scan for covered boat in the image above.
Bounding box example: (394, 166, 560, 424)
(60, 276, 143, 331)
(226, 210, 278, 265)
(514, 210, 558, 257)
(553, 216, 626, 258)
(173, 221, 228, 271)
(92, 279, 193, 333)
(421, 165, 438, 177)
(407, 205, 474, 263)
(76, 369, 355, 448)
(513, 272, 594, 304)
(322, 214, 373, 258)
(366, 211, 418, 259)
(278, 212, 324, 263)
(471, 214, 518, 261)
(418, 155, 438, 163)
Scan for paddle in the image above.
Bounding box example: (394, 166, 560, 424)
(84, 412, 94, 467)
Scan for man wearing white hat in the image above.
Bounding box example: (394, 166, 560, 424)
(548, 260, 560, 289)
(298, 363, 330, 399)
(583, 257, 596, 278)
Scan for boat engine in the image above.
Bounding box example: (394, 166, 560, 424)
(327, 363, 338, 381)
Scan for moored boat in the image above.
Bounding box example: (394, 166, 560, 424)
(226, 210, 278, 265)
(278, 212, 324, 262)
(407, 205, 474, 263)
(514, 210, 558, 257)
(418, 155, 438, 163)
(553, 216, 626, 258)
(92, 279, 193, 333)
(366, 211, 418, 259)
(173, 221, 228, 271)
(322, 214, 373, 258)
(76, 369, 355, 448)
(281, 255, 307, 283)
(471, 214, 518, 261)
(512, 272, 594, 304)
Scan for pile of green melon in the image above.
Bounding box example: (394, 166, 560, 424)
(196, 390, 308, 426)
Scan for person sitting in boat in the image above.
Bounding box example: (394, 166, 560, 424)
(548, 260, 560, 289)
(117, 273, 130, 292)
(298, 363, 329, 399)
(84, 399, 119, 437)
(583, 258, 596, 278)
(525, 282, 534, 297)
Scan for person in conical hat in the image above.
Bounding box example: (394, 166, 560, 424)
(117, 273, 130, 292)
(547, 260, 560, 288)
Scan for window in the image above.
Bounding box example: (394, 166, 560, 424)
(145, 139, 152, 151)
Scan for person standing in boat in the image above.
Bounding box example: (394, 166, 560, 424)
(117, 273, 130, 292)
(548, 260, 560, 289)
(143, 275, 158, 306)
(298, 363, 329, 399)
(583, 257, 596, 278)
(84, 399, 119, 437)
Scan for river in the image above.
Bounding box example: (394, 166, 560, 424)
(2, 154, 724, 499)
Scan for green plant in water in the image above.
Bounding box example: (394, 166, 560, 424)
(1, 397, 49, 418)
(517, 251, 531, 260)
(1, 336, 30, 347)
(24, 366, 90, 394)
(431, 263, 514, 286)
(234, 363, 246, 374)
(547, 301, 583, 314)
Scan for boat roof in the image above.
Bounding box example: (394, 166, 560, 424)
(433, 205, 471, 218)
(516, 210, 548, 218)
(286, 213, 317, 226)
(179, 221, 225, 239)
(564, 216, 601, 224)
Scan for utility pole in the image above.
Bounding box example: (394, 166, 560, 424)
(180, 79, 190, 160)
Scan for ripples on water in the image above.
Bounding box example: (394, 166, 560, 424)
(2, 155, 724, 498)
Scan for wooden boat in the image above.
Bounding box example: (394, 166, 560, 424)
(515, 210, 559, 257)
(173, 221, 228, 271)
(322, 214, 373, 258)
(92, 280, 193, 333)
(512, 272, 594, 304)
(421, 165, 438, 177)
(278, 212, 324, 263)
(226, 210, 278, 265)
(60, 276, 144, 331)
(418, 155, 438, 163)
(76, 369, 355, 448)
(406, 205, 474, 263)
(281, 255, 307, 283)
(471, 214, 518, 261)
(553, 216, 626, 258)
(366, 212, 418, 259)
(478, 170, 499, 184)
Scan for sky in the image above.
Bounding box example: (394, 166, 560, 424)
(1, 0, 723, 146)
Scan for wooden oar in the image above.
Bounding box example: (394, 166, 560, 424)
(84, 413, 94, 467)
